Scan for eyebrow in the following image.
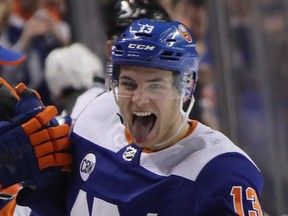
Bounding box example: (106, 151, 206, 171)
(119, 75, 168, 83)
(147, 77, 168, 83)
(119, 75, 134, 81)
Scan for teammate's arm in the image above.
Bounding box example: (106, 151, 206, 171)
(0, 81, 72, 190)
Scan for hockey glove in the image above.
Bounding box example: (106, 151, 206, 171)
(0, 106, 72, 190)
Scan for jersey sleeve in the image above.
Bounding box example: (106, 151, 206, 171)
(16, 172, 69, 216)
(195, 152, 264, 216)
(0, 184, 20, 215)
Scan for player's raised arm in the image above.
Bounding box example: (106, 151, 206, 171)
(0, 82, 72, 190)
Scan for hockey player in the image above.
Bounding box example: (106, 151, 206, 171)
(67, 18, 264, 215)
(0, 45, 72, 215)
(5, 1, 173, 215)
(45, 42, 104, 118)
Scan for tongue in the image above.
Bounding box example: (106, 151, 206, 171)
(132, 116, 155, 143)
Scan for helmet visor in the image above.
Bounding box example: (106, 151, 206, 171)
(111, 74, 190, 100)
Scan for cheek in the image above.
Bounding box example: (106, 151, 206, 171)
(117, 98, 124, 108)
(157, 100, 180, 120)
(157, 100, 181, 137)
(118, 99, 129, 114)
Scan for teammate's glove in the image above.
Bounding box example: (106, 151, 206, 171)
(0, 105, 72, 190)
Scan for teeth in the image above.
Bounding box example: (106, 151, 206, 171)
(133, 111, 152, 116)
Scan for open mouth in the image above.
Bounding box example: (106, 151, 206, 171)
(132, 111, 157, 143)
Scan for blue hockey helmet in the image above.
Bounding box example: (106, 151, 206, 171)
(103, 1, 171, 92)
(111, 18, 199, 83)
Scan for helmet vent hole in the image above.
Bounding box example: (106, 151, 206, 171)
(159, 51, 180, 61)
(166, 39, 176, 42)
(160, 51, 173, 56)
(114, 45, 124, 55)
(116, 45, 123, 50)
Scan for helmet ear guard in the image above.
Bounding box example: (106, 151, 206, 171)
(182, 73, 196, 100)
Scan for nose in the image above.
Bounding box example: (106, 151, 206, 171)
(131, 88, 150, 107)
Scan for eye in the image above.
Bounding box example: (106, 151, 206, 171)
(119, 79, 137, 90)
(148, 83, 165, 90)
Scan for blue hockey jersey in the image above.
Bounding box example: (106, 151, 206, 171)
(67, 92, 264, 216)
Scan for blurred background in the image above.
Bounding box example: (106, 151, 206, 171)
(1, 0, 288, 215)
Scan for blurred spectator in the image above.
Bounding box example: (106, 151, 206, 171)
(0, 0, 71, 105)
(0, 0, 20, 121)
(45, 43, 104, 118)
(39, 0, 70, 45)
(160, 0, 219, 129)
(183, 0, 219, 130)
(217, 1, 288, 214)
(0, 0, 12, 34)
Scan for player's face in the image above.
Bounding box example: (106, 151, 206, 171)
(117, 65, 184, 151)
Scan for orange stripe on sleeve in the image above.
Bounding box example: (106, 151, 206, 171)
(0, 199, 17, 216)
(0, 184, 22, 216)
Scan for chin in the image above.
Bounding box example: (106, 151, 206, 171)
(133, 140, 146, 147)
(133, 139, 151, 149)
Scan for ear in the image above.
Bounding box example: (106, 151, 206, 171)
(105, 40, 114, 60)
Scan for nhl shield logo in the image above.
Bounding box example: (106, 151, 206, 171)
(122, 146, 137, 161)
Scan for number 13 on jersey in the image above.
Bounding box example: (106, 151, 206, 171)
(231, 186, 263, 216)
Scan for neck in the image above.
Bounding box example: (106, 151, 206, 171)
(149, 120, 191, 152)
